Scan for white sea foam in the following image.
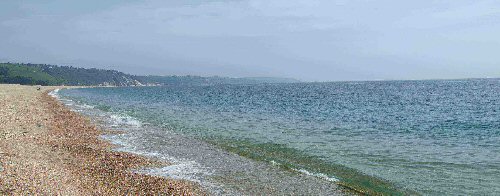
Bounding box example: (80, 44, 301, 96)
(142, 160, 209, 183)
(101, 134, 210, 183)
(109, 114, 142, 127)
(50, 88, 214, 190)
(292, 168, 339, 182)
(270, 160, 282, 166)
(48, 88, 60, 98)
(79, 104, 95, 109)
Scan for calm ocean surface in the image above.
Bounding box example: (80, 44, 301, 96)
(60, 79, 500, 195)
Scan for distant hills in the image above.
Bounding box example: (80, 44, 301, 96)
(0, 63, 141, 86)
(136, 75, 300, 86)
(0, 63, 299, 86)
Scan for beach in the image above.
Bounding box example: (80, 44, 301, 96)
(0, 84, 199, 195)
(2, 80, 497, 195)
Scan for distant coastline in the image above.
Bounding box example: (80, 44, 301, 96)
(0, 62, 300, 87)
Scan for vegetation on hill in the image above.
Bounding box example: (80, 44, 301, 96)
(0, 63, 142, 86)
(0, 62, 300, 86)
(0, 63, 64, 85)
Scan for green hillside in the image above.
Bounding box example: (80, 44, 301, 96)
(0, 63, 141, 86)
(0, 63, 64, 85)
(0, 62, 300, 86)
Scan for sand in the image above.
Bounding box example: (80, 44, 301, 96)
(0, 84, 200, 195)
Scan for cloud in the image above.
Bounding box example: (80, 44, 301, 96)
(1, 0, 500, 80)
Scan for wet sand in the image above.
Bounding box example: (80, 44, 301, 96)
(0, 84, 200, 195)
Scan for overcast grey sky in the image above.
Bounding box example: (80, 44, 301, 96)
(1, 0, 499, 81)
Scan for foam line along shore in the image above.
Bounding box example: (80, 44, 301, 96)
(55, 86, 348, 195)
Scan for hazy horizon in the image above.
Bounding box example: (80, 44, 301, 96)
(2, 1, 500, 81)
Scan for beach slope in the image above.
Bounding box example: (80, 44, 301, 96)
(0, 84, 199, 195)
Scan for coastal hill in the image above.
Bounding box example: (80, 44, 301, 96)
(0, 63, 300, 86)
(0, 63, 142, 86)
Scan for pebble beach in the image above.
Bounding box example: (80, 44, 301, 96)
(0, 84, 200, 195)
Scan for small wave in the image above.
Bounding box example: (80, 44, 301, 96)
(51, 89, 212, 189)
(109, 114, 142, 127)
(270, 160, 282, 166)
(291, 168, 339, 182)
(102, 134, 210, 183)
(48, 88, 60, 98)
(52, 90, 140, 128)
(141, 160, 209, 183)
(79, 104, 95, 109)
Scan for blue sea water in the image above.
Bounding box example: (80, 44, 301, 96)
(60, 79, 500, 195)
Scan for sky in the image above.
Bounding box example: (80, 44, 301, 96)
(1, 0, 500, 81)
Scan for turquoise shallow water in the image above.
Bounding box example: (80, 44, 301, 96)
(60, 79, 500, 195)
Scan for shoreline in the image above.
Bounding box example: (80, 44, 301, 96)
(0, 84, 400, 195)
(57, 87, 346, 195)
(0, 84, 200, 195)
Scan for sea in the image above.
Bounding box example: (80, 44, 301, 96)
(55, 79, 500, 195)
